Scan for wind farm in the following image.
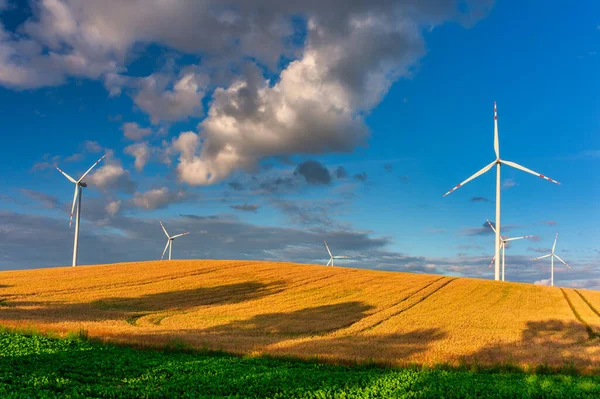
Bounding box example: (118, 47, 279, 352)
(0, 0, 597, 397)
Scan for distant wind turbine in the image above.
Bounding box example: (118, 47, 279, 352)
(533, 233, 570, 287)
(324, 241, 350, 266)
(56, 154, 106, 267)
(160, 221, 190, 260)
(486, 219, 532, 282)
(443, 102, 560, 281)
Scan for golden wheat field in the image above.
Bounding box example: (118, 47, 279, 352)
(1, 260, 600, 370)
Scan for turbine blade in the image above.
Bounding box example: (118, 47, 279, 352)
(161, 240, 170, 260)
(494, 102, 499, 159)
(488, 255, 495, 268)
(501, 160, 560, 185)
(554, 254, 570, 268)
(78, 154, 107, 182)
(552, 233, 558, 253)
(505, 235, 533, 241)
(171, 232, 190, 239)
(327, 258, 332, 266)
(69, 185, 79, 227)
(486, 219, 496, 233)
(160, 221, 169, 238)
(334, 256, 350, 259)
(443, 160, 496, 197)
(324, 241, 332, 257)
(56, 167, 77, 183)
(533, 254, 552, 260)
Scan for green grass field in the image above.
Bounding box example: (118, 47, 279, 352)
(1, 329, 599, 399)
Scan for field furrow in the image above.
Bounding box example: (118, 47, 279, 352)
(561, 288, 600, 339)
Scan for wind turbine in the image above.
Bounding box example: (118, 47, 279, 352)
(324, 241, 350, 266)
(533, 233, 570, 287)
(486, 219, 532, 282)
(56, 154, 106, 267)
(443, 102, 560, 281)
(160, 221, 190, 260)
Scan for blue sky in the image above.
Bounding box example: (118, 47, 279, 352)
(0, 0, 598, 289)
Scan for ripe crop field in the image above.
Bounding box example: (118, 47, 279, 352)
(1, 260, 600, 371)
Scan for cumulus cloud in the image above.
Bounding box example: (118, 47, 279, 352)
(124, 142, 152, 171)
(87, 153, 136, 193)
(133, 71, 206, 124)
(132, 187, 193, 210)
(122, 122, 152, 140)
(334, 166, 348, 179)
(105, 200, 122, 217)
(2, 0, 492, 184)
(294, 160, 331, 185)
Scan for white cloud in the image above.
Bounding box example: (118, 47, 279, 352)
(132, 187, 192, 210)
(105, 200, 122, 217)
(87, 153, 136, 193)
(2, 0, 493, 183)
(124, 142, 152, 171)
(533, 279, 551, 286)
(121, 122, 152, 140)
(133, 71, 207, 124)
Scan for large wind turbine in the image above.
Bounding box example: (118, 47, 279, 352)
(160, 221, 190, 260)
(56, 155, 106, 267)
(486, 219, 532, 282)
(324, 241, 350, 266)
(533, 233, 570, 287)
(443, 102, 560, 281)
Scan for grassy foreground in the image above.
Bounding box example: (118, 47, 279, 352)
(1, 330, 600, 399)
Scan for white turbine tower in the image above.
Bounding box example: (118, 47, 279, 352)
(486, 219, 532, 282)
(324, 241, 350, 266)
(56, 154, 106, 267)
(160, 221, 190, 260)
(533, 233, 570, 287)
(443, 102, 560, 281)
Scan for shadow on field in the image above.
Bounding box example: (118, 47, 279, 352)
(204, 301, 375, 337)
(461, 320, 600, 369)
(0, 281, 284, 323)
(279, 328, 447, 363)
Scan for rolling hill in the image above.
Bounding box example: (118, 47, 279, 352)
(1, 260, 599, 370)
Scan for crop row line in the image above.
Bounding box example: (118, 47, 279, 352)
(560, 288, 600, 340)
(356, 277, 456, 333)
(573, 290, 600, 320)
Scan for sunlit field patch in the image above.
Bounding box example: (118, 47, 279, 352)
(1, 260, 599, 371)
